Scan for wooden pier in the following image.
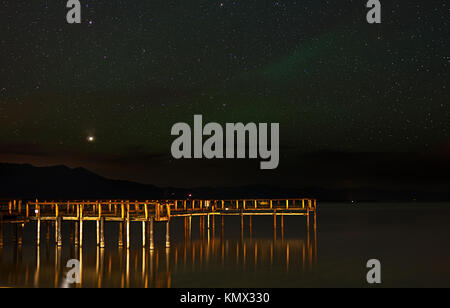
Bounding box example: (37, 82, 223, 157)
(0, 198, 317, 249)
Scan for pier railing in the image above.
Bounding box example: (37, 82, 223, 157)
(1, 198, 316, 221)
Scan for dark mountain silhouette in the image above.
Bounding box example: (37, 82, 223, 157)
(0, 163, 162, 200)
(1, 162, 450, 201)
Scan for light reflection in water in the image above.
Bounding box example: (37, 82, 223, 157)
(0, 216, 317, 288)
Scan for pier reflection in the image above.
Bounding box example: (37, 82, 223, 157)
(0, 216, 317, 288)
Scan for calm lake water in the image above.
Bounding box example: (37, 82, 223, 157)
(1, 202, 449, 287)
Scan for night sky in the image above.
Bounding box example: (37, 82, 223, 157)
(0, 1, 449, 189)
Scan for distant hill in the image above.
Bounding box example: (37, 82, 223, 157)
(0, 163, 162, 200)
(1, 163, 450, 201)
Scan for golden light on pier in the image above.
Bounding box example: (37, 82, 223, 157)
(0, 198, 317, 252)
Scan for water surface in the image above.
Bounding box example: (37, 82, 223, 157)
(0, 202, 449, 287)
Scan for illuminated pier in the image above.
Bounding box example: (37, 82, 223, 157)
(0, 198, 317, 248)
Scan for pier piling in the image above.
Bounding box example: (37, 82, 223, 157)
(56, 217, 62, 246)
(96, 220, 100, 246)
(165, 220, 170, 248)
(100, 217, 105, 248)
(79, 220, 83, 247)
(188, 215, 192, 239)
(126, 219, 130, 249)
(74, 221, 79, 246)
(307, 210, 310, 230)
(142, 221, 146, 247)
(149, 218, 154, 250)
(36, 219, 41, 246)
